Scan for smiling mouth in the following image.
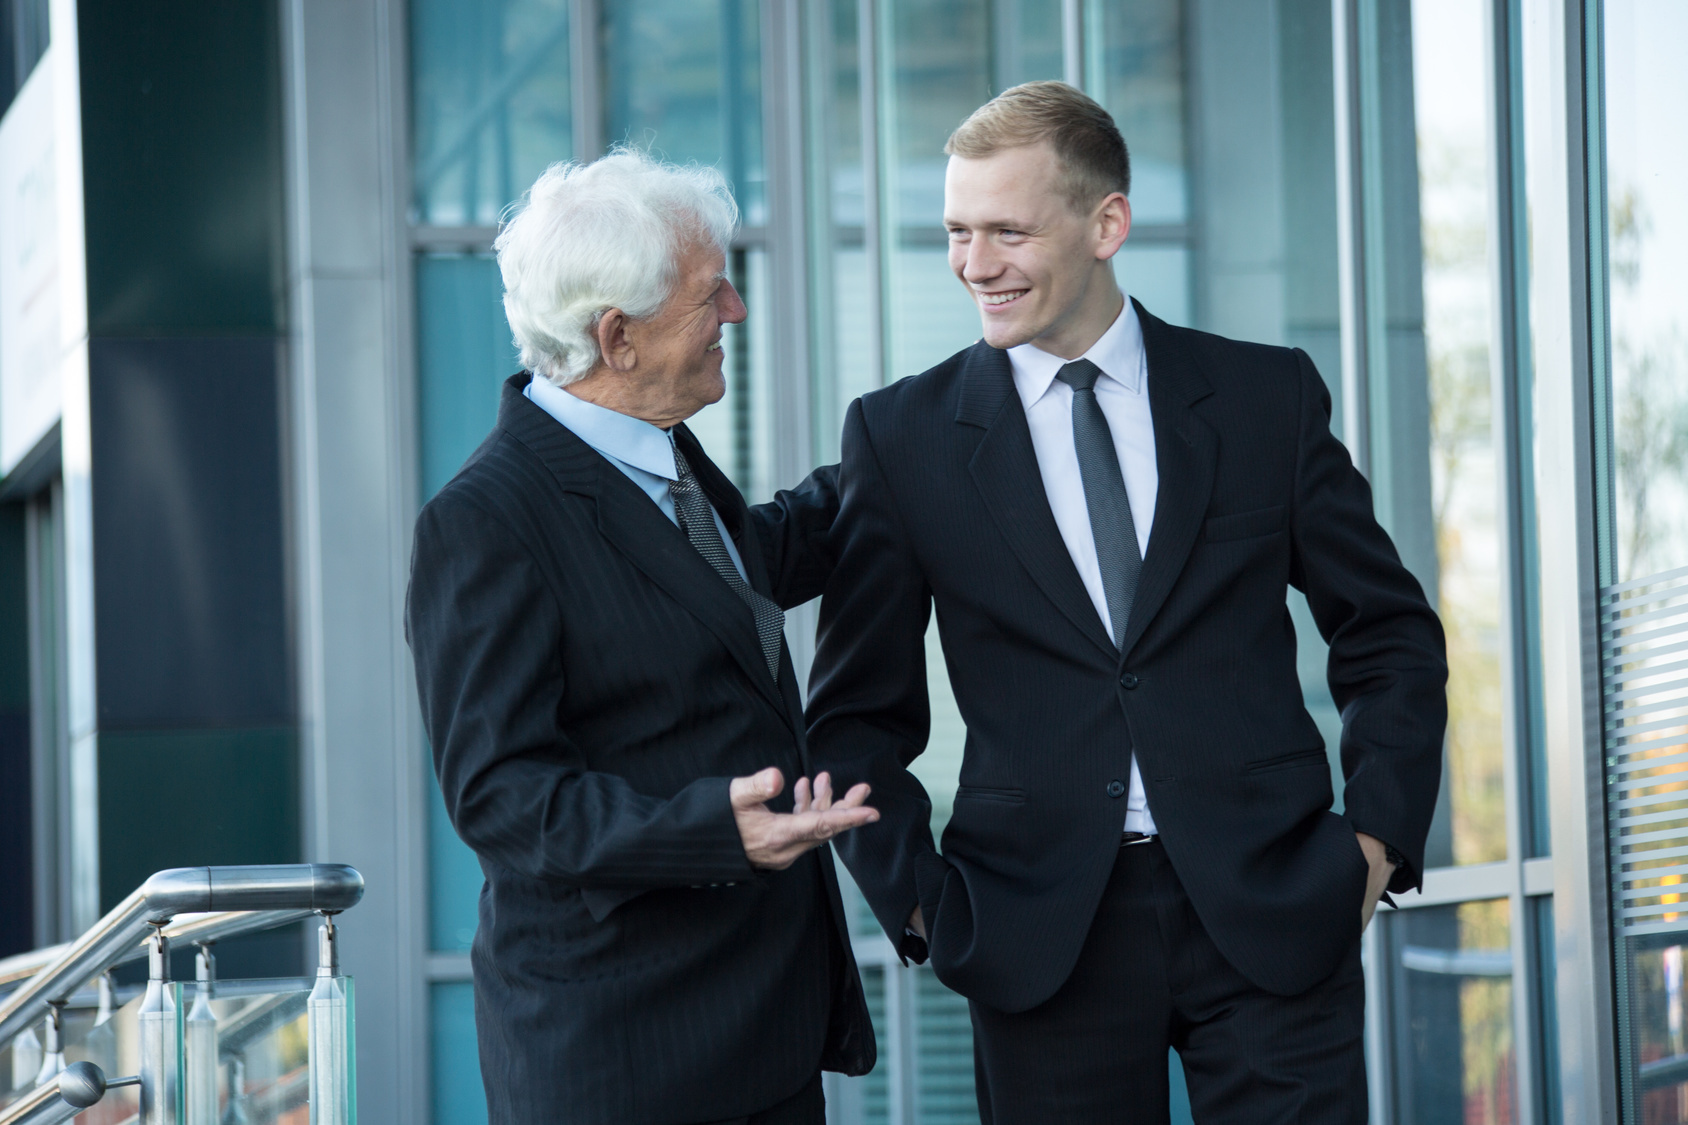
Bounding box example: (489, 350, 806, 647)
(706, 341, 722, 352)
(977, 289, 1028, 308)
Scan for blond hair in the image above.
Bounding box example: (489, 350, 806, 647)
(945, 81, 1130, 212)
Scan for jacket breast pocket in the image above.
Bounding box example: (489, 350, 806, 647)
(1204, 504, 1286, 543)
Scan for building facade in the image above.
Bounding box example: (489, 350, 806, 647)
(0, 1, 1683, 1123)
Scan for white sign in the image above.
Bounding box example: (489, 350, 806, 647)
(0, 49, 63, 475)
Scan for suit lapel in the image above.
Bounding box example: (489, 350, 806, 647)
(958, 344, 1120, 664)
(1115, 302, 1217, 657)
(498, 375, 790, 718)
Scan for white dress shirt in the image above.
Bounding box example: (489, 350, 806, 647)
(1007, 299, 1159, 834)
(524, 376, 748, 582)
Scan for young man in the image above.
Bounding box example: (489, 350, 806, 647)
(808, 82, 1446, 1123)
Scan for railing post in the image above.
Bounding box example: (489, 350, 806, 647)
(138, 927, 181, 1125)
(307, 913, 352, 1125)
(31, 1006, 63, 1086)
(184, 944, 217, 1125)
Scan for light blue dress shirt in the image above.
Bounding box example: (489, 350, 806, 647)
(525, 376, 749, 581)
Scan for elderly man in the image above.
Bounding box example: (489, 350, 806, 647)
(407, 151, 876, 1125)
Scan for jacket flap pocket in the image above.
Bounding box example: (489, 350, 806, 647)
(955, 785, 1026, 804)
(1205, 504, 1286, 542)
(1245, 747, 1327, 773)
(581, 886, 646, 921)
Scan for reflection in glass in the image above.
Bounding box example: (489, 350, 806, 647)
(881, 0, 995, 380)
(1088, 0, 1185, 224)
(1391, 899, 1516, 1124)
(603, 0, 765, 224)
(1603, 1, 1688, 583)
(410, 0, 573, 225)
(1601, 8, 1688, 1123)
(1410, 0, 1505, 866)
(1626, 936, 1688, 1124)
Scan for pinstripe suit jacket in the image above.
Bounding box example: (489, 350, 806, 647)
(807, 301, 1447, 1013)
(407, 374, 873, 1124)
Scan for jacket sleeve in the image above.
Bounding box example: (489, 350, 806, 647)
(406, 490, 756, 899)
(805, 401, 939, 958)
(748, 462, 841, 609)
(1286, 348, 1448, 893)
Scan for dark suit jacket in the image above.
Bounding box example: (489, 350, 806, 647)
(407, 374, 873, 1125)
(807, 302, 1446, 1013)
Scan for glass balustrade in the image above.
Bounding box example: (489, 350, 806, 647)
(2, 936, 354, 1124)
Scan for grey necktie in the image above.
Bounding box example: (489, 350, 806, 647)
(670, 445, 785, 679)
(1055, 359, 1143, 649)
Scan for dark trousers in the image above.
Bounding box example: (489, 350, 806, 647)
(703, 1071, 824, 1125)
(970, 838, 1367, 1124)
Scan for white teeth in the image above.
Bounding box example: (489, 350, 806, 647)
(979, 290, 1027, 306)
(706, 342, 722, 351)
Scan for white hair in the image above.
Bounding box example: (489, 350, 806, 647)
(495, 149, 740, 386)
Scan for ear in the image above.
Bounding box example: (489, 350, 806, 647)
(1094, 192, 1131, 260)
(595, 308, 637, 372)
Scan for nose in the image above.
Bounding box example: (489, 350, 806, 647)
(719, 278, 748, 325)
(959, 235, 1002, 286)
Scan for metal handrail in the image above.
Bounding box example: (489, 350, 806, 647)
(0, 865, 362, 1047)
(0, 1061, 137, 1125)
(0, 909, 318, 992)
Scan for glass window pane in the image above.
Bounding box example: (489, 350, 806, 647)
(431, 981, 488, 1125)
(416, 252, 519, 955)
(1598, 9, 1688, 1122)
(410, 0, 573, 225)
(603, 0, 765, 224)
(1358, 0, 1508, 868)
(881, 0, 993, 380)
(1089, 0, 1186, 225)
(1603, 1, 1688, 584)
(1390, 898, 1517, 1123)
(1412, 0, 1505, 868)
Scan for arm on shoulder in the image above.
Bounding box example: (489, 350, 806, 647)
(748, 462, 841, 609)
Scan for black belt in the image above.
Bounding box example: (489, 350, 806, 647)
(1121, 831, 1156, 847)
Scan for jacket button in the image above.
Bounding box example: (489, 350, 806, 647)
(1107, 779, 1126, 798)
(1119, 672, 1139, 690)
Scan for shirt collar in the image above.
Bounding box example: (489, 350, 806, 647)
(1007, 297, 1146, 411)
(525, 375, 678, 480)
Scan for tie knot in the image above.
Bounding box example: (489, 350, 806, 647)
(1055, 359, 1102, 393)
(671, 442, 695, 483)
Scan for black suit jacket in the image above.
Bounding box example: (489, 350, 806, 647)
(807, 302, 1446, 1013)
(407, 374, 873, 1124)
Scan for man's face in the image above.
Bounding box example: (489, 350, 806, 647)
(624, 239, 747, 423)
(944, 142, 1125, 352)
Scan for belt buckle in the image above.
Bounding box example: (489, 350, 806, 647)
(1121, 831, 1155, 847)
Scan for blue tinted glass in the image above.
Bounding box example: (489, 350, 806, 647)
(603, 0, 765, 224)
(431, 982, 488, 1124)
(411, 0, 573, 225)
(417, 254, 518, 498)
(1090, 0, 1186, 224)
(417, 252, 517, 954)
